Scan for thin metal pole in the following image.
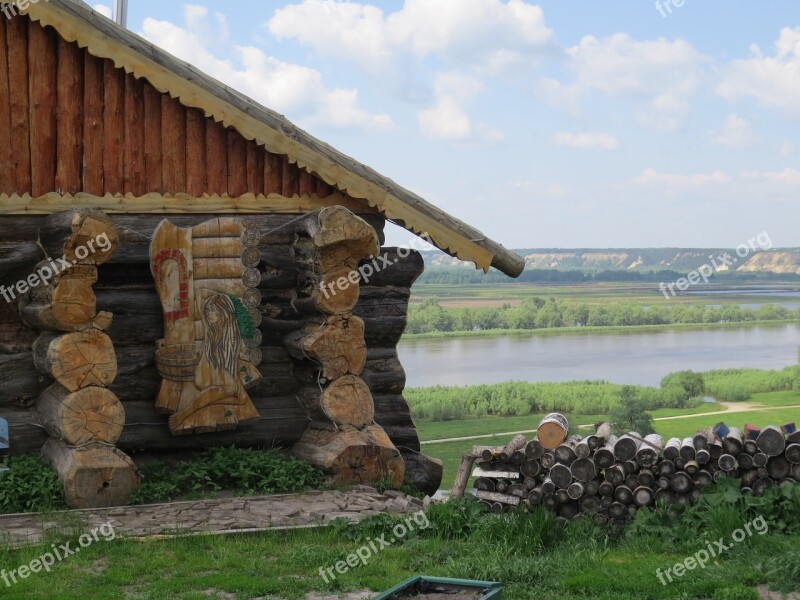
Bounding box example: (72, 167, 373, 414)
(114, 0, 128, 28)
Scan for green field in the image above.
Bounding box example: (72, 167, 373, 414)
(412, 282, 800, 307)
(419, 391, 800, 488)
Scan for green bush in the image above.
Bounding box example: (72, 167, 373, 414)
(131, 447, 325, 505)
(0, 455, 66, 514)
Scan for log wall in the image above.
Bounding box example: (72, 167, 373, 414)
(0, 213, 424, 460)
(0, 16, 336, 199)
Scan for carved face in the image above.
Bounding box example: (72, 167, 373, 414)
(205, 302, 220, 324)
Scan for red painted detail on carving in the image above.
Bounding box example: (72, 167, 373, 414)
(152, 249, 190, 322)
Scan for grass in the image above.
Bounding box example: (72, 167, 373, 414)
(0, 490, 797, 600)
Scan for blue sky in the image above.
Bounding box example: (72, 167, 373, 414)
(93, 0, 800, 249)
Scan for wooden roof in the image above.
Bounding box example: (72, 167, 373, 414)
(20, 0, 524, 276)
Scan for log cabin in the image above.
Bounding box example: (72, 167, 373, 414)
(0, 0, 524, 508)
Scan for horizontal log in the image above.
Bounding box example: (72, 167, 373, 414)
(0, 242, 43, 287)
(0, 352, 46, 407)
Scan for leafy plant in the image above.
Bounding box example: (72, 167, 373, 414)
(0, 455, 66, 514)
(131, 447, 325, 504)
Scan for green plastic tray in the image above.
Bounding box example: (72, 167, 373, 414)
(373, 575, 503, 599)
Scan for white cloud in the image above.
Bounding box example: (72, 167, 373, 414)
(780, 142, 795, 156)
(140, 6, 393, 133)
(267, 0, 555, 73)
(553, 132, 619, 150)
(543, 34, 707, 131)
(742, 168, 800, 187)
(635, 169, 731, 187)
(92, 3, 113, 19)
(417, 72, 503, 143)
(718, 28, 800, 116)
(713, 113, 757, 149)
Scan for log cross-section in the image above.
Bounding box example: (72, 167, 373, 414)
(286, 206, 404, 487)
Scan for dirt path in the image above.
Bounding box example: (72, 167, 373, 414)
(420, 403, 800, 445)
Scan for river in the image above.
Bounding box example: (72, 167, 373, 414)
(398, 324, 800, 388)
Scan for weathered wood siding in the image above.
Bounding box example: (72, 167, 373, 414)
(0, 16, 335, 199)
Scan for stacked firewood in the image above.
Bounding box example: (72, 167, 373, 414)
(453, 413, 800, 524)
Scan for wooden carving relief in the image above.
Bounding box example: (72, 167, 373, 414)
(150, 217, 263, 435)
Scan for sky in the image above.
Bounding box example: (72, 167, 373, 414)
(91, 0, 800, 250)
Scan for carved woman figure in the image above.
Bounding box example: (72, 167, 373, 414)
(169, 293, 259, 433)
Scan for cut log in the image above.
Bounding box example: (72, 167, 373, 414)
(633, 486, 654, 507)
(524, 438, 545, 460)
(526, 487, 542, 508)
(766, 455, 791, 480)
(33, 330, 117, 391)
(508, 483, 528, 498)
(574, 438, 591, 459)
(549, 463, 572, 489)
(39, 210, 119, 266)
(663, 437, 682, 461)
(695, 449, 711, 465)
(41, 439, 139, 509)
(786, 444, 800, 464)
(540, 452, 556, 469)
(541, 476, 556, 495)
(693, 471, 713, 488)
(756, 426, 786, 457)
(587, 422, 611, 450)
(594, 435, 618, 469)
(555, 435, 581, 465)
(284, 314, 367, 380)
(709, 439, 723, 460)
(657, 460, 675, 478)
(614, 485, 633, 505)
(19, 262, 105, 331)
(566, 481, 584, 500)
(500, 434, 528, 460)
(598, 481, 614, 497)
(670, 472, 693, 493)
(752, 477, 774, 497)
(520, 458, 542, 479)
(291, 425, 404, 488)
(450, 454, 477, 499)
(473, 478, 496, 492)
(536, 413, 568, 449)
(635, 433, 663, 468)
(400, 449, 442, 496)
(608, 502, 627, 518)
(36, 384, 124, 446)
(692, 429, 711, 450)
(604, 465, 625, 486)
(680, 437, 696, 461)
(637, 469, 655, 487)
(614, 433, 642, 462)
(475, 490, 520, 506)
(570, 457, 596, 482)
(737, 453, 754, 470)
(295, 375, 375, 428)
(753, 453, 769, 468)
(722, 427, 744, 456)
(718, 454, 738, 472)
(584, 478, 601, 496)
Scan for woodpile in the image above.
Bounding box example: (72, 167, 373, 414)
(460, 415, 800, 524)
(22, 210, 138, 508)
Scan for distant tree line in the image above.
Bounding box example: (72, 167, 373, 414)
(406, 297, 800, 334)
